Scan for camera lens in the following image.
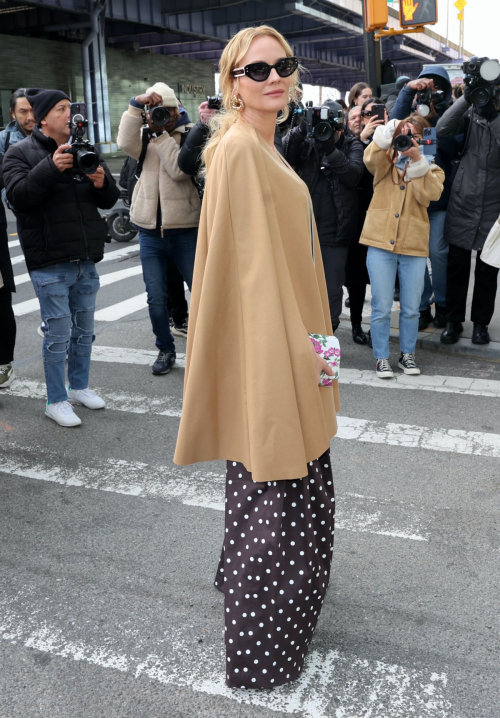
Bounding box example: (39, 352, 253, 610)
(471, 85, 491, 107)
(394, 134, 413, 152)
(76, 148, 100, 175)
(313, 121, 333, 141)
(150, 106, 171, 126)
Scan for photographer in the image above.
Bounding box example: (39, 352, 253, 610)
(437, 58, 500, 345)
(360, 116, 444, 379)
(3, 87, 119, 426)
(390, 66, 461, 331)
(284, 99, 364, 332)
(117, 82, 201, 376)
(0, 89, 36, 197)
(177, 99, 218, 177)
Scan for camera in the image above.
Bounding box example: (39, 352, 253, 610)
(463, 57, 500, 108)
(63, 102, 100, 175)
(394, 127, 437, 154)
(416, 90, 444, 117)
(149, 105, 171, 126)
(207, 94, 222, 110)
(293, 101, 345, 141)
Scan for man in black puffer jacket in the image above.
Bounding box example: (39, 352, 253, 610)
(284, 100, 364, 331)
(3, 87, 119, 427)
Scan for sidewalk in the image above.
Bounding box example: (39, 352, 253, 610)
(342, 254, 500, 361)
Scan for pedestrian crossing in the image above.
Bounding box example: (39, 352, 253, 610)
(3, 239, 495, 718)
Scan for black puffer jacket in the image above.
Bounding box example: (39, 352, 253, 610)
(284, 128, 364, 247)
(3, 127, 119, 272)
(0, 199, 14, 293)
(437, 97, 500, 250)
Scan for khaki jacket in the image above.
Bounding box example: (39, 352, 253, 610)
(360, 124, 444, 257)
(117, 105, 201, 231)
(174, 122, 340, 483)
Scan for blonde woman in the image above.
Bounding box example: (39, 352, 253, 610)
(174, 26, 340, 688)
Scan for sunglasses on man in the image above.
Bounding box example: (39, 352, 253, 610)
(230, 56, 299, 82)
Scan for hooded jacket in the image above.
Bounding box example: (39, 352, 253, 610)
(389, 65, 462, 211)
(117, 103, 201, 232)
(3, 127, 119, 272)
(437, 96, 500, 251)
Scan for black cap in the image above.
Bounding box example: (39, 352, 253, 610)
(25, 88, 70, 125)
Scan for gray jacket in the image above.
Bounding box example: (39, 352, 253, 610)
(436, 96, 500, 250)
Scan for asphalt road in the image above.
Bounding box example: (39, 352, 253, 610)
(1, 211, 500, 718)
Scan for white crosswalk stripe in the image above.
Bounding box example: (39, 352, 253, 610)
(13, 265, 144, 317)
(93, 292, 148, 321)
(11, 241, 139, 269)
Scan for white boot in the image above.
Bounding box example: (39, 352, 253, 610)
(45, 401, 82, 427)
(68, 387, 106, 410)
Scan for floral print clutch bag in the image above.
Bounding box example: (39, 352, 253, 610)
(309, 333, 341, 387)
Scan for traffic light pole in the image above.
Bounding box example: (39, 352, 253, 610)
(363, 11, 382, 95)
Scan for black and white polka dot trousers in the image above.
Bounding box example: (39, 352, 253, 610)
(215, 449, 335, 689)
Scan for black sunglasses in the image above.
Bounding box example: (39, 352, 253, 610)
(231, 56, 298, 82)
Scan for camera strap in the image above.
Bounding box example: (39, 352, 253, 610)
(135, 128, 151, 181)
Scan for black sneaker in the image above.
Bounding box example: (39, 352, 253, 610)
(398, 352, 420, 375)
(375, 358, 394, 379)
(171, 319, 188, 338)
(151, 350, 176, 375)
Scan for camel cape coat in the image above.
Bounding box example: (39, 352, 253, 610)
(174, 122, 339, 483)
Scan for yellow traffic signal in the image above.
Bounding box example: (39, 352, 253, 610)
(364, 0, 388, 32)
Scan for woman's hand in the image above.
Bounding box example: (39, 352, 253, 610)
(400, 137, 422, 163)
(198, 101, 217, 124)
(308, 336, 334, 385)
(360, 117, 385, 142)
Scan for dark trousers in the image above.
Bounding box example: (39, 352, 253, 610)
(345, 242, 369, 326)
(446, 245, 499, 325)
(0, 286, 16, 365)
(320, 245, 349, 330)
(166, 259, 189, 326)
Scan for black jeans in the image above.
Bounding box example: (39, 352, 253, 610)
(320, 245, 349, 330)
(446, 245, 499, 325)
(0, 286, 16, 365)
(166, 259, 189, 326)
(345, 242, 369, 326)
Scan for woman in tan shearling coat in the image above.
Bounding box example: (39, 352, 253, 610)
(174, 26, 339, 690)
(360, 115, 444, 379)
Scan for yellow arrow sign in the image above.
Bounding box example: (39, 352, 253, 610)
(454, 0, 467, 10)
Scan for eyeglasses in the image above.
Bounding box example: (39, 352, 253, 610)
(231, 57, 298, 82)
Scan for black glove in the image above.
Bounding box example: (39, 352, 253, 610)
(463, 84, 473, 105)
(314, 134, 337, 156)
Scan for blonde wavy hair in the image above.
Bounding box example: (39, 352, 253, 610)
(202, 25, 301, 173)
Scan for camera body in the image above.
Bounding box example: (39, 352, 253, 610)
(463, 57, 500, 108)
(416, 90, 444, 117)
(64, 102, 100, 175)
(394, 126, 437, 155)
(294, 101, 345, 142)
(207, 94, 222, 111)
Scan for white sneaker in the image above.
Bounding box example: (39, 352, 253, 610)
(37, 323, 45, 338)
(45, 401, 82, 427)
(0, 363, 15, 388)
(68, 387, 106, 410)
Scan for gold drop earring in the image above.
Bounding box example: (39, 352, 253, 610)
(231, 94, 245, 112)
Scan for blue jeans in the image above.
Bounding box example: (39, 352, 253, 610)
(419, 210, 448, 311)
(139, 227, 197, 353)
(31, 261, 99, 404)
(366, 247, 427, 360)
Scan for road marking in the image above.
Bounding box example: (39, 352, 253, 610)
(6, 376, 500, 460)
(8, 239, 20, 248)
(11, 242, 139, 270)
(0, 442, 430, 541)
(94, 293, 148, 321)
(13, 266, 144, 317)
(0, 591, 455, 718)
(91, 345, 186, 367)
(340, 368, 500, 399)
